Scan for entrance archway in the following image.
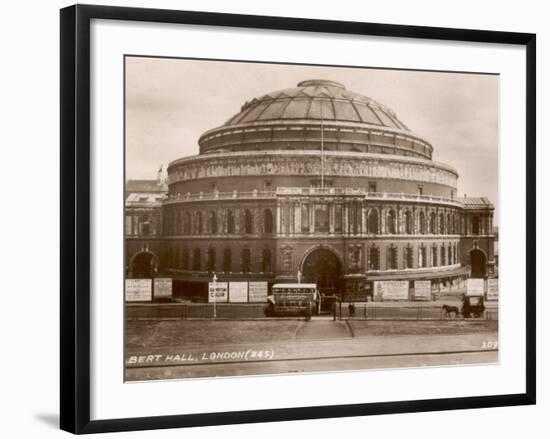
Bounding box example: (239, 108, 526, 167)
(301, 247, 342, 296)
(469, 247, 487, 278)
(130, 250, 159, 278)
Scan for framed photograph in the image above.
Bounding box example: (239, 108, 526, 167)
(60, 4, 536, 434)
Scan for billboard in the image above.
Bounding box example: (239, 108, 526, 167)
(208, 282, 228, 303)
(229, 282, 248, 303)
(414, 280, 431, 300)
(373, 281, 409, 301)
(466, 278, 485, 297)
(248, 281, 268, 302)
(153, 277, 172, 299)
(125, 279, 152, 302)
(487, 278, 499, 300)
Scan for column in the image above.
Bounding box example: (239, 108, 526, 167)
(309, 202, 315, 234)
(329, 202, 335, 234)
(343, 203, 349, 235)
(294, 202, 301, 234)
(361, 203, 366, 235)
(276, 202, 281, 236)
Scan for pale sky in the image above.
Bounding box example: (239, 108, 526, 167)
(125, 56, 499, 222)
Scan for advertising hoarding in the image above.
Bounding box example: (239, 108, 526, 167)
(153, 277, 172, 299)
(466, 278, 485, 296)
(414, 280, 431, 300)
(373, 281, 409, 301)
(125, 279, 152, 302)
(248, 281, 268, 302)
(208, 282, 228, 303)
(487, 278, 499, 300)
(229, 282, 248, 303)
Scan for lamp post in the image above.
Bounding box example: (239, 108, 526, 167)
(212, 273, 218, 319)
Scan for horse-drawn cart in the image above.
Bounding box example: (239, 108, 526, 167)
(461, 295, 486, 318)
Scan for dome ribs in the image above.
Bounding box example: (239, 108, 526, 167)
(201, 79, 432, 160)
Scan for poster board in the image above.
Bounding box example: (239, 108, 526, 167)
(153, 277, 172, 299)
(248, 281, 268, 302)
(414, 280, 431, 300)
(208, 282, 228, 303)
(466, 278, 485, 297)
(125, 279, 152, 302)
(373, 281, 409, 301)
(229, 282, 248, 303)
(487, 278, 499, 300)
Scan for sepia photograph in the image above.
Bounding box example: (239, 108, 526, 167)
(123, 56, 499, 382)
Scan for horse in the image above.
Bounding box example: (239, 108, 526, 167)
(442, 304, 460, 318)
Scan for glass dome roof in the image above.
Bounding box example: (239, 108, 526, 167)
(198, 79, 433, 160)
(223, 79, 410, 130)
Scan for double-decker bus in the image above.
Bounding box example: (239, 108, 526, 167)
(271, 283, 319, 317)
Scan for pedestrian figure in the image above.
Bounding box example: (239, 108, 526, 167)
(348, 303, 356, 317)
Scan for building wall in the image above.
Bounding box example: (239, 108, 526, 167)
(169, 175, 455, 198)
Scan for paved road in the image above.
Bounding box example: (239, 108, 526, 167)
(126, 350, 498, 381)
(125, 327, 498, 381)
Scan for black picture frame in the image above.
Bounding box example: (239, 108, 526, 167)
(60, 4, 536, 434)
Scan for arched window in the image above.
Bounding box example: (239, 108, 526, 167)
(431, 244, 438, 266)
(223, 248, 232, 272)
(404, 211, 413, 234)
(140, 215, 151, 236)
(368, 209, 379, 234)
(192, 248, 201, 271)
(419, 245, 427, 268)
(226, 210, 235, 234)
(439, 213, 446, 234)
(168, 247, 173, 268)
(440, 245, 446, 265)
(244, 209, 253, 234)
(184, 212, 191, 235)
(349, 202, 361, 235)
(448, 245, 453, 265)
(262, 249, 272, 272)
(404, 245, 413, 268)
(207, 248, 216, 272)
(264, 209, 273, 234)
(241, 249, 251, 273)
(472, 216, 480, 235)
(387, 245, 398, 269)
(194, 211, 203, 235)
(315, 203, 330, 233)
(386, 209, 396, 234)
(181, 248, 189, 270)
(208, 210, 217, 234)
(429, 212, 436, 234)
(368, 246, 380, 270)
(334, 204, 343, 233)
(419, 211, 426, 234)
(447, 213, 453, 234)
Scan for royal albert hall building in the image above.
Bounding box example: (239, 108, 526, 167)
(125, 79, 496, 301)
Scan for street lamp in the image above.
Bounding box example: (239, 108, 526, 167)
(212, 273, 218, 319)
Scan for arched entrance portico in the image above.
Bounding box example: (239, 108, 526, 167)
(469, 247, 487, 278)
(129, 250, 159, 278)
(301, 247, 342, 297)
